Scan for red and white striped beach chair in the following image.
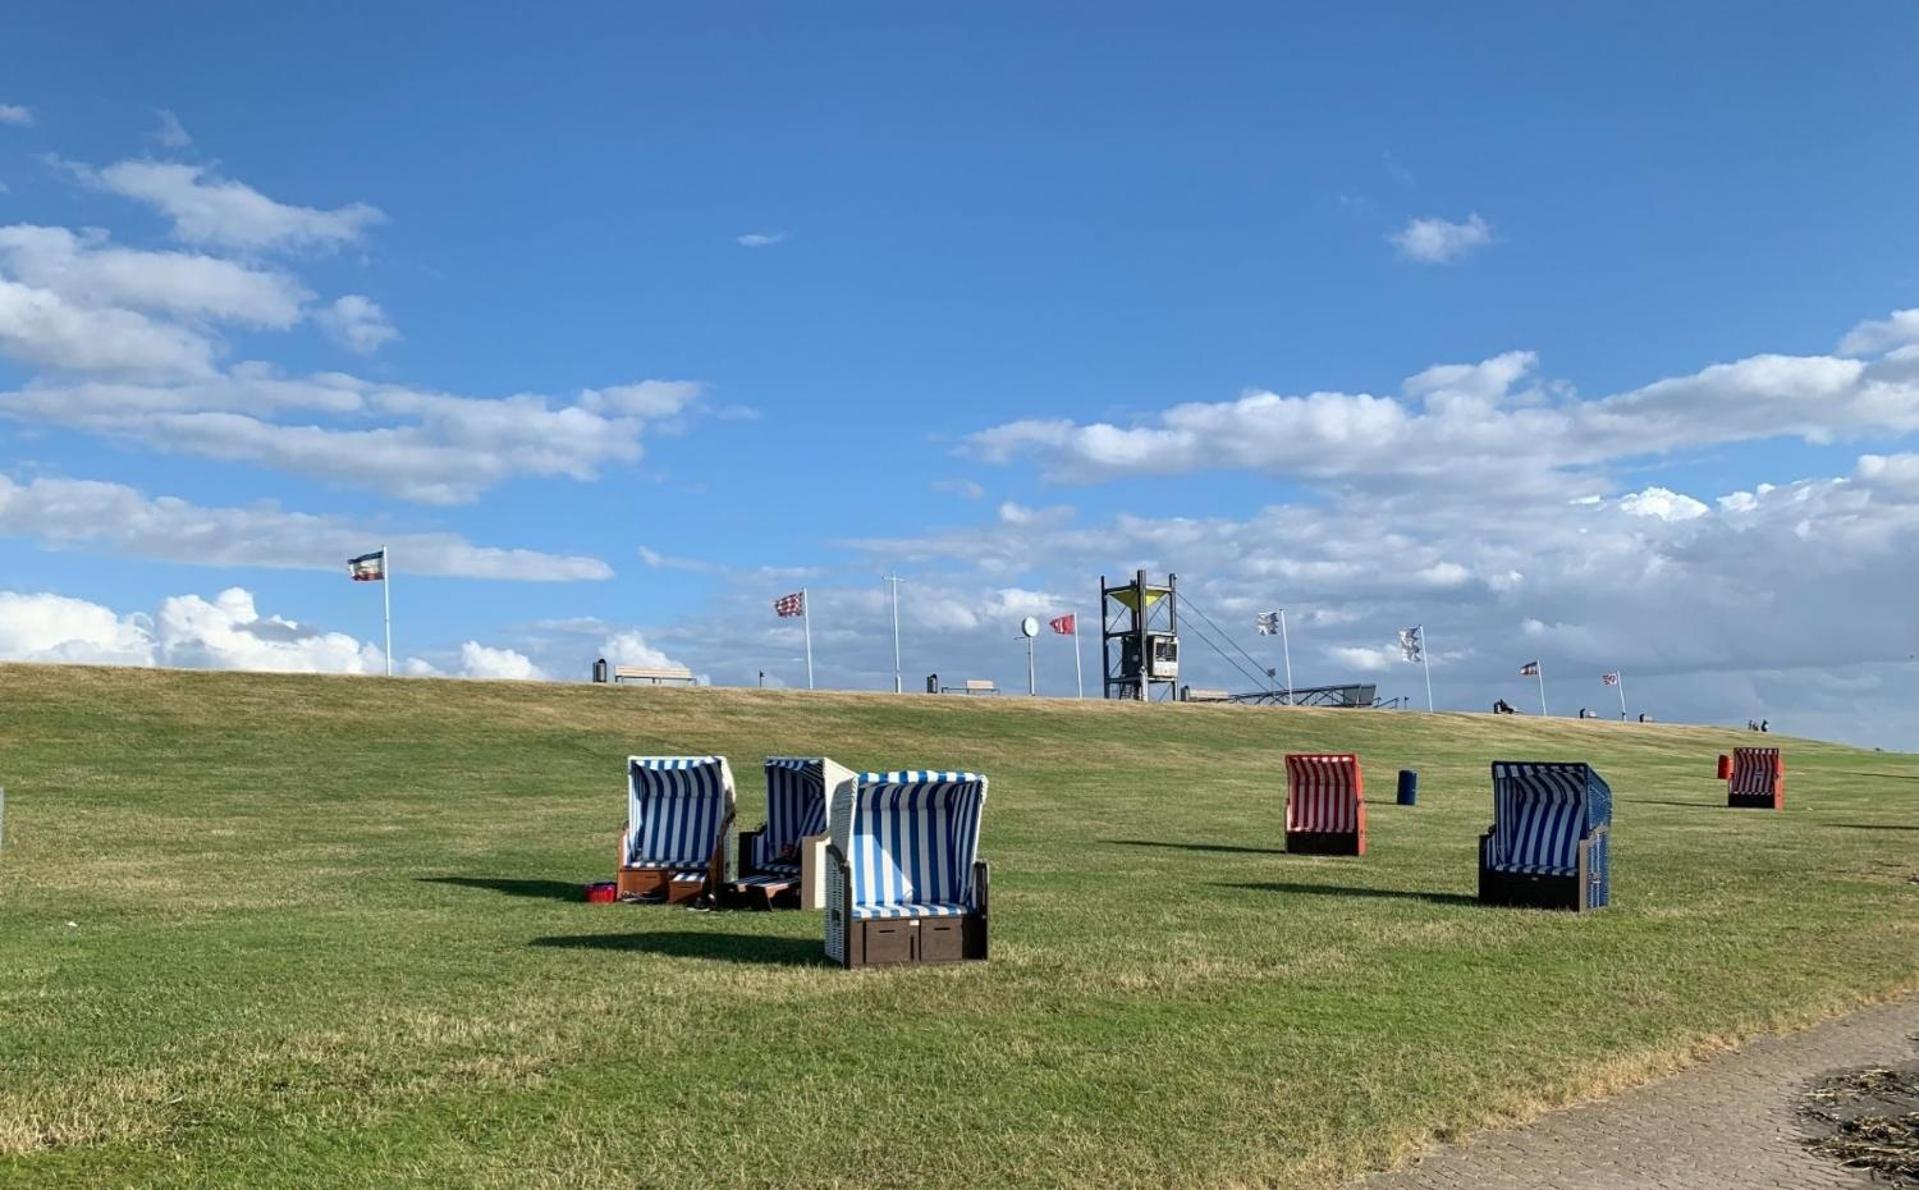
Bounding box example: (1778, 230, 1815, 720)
(1284, 753, 1366, 855)
(1727, 746, 1783, 810)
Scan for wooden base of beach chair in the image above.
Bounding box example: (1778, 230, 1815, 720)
(616, 867, 669, 899)
(1476, 831, 1608, 912)
(724, 877, 799, 911)
(1285, 829, 1365, 856)
(841, 914, 988, 969)
(1727, 791, 1782, 810)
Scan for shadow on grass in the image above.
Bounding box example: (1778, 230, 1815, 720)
(1823, 823, 1919, 832)
(1616, 798, 1722, 810)
(1216, 881, 1477, 907)
(530, 931, 829, 967)
(419, 876, 585, 902)
(1109, 839, 1289, 857)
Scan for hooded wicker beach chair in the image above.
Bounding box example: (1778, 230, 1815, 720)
(824, 770, 989, 968)
(616, 755, 736, 905)
(728, 756, 854, 910)
(1478, 761, 1611, 912)
(1727, 746, 1784, 810)
(1285, 753, 1366, 855)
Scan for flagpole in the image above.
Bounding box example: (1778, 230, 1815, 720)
(381, 543, 392, 678)
(1536, 663, 1548, 717)
(1616, 672, 1628, 721)
(1278, 608, 1294, 707)
(802, 587, 814, 690)
(884, 573, 902, 694)
(1072, 614, 1084, 699)
(1420, 628, 1434, 713)
(1026, 632, 1036, 697)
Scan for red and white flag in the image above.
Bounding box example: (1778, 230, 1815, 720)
(1601, 672, 1620, 686)
(1049, 613, 1076, 635)
(1519, 660, 1540, 677)
(347, 550, 386, 582)
(773, 591, 806, 618)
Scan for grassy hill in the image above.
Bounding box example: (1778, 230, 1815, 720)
(1, 663, 1915, 1187)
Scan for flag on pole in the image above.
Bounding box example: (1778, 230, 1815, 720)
(347, 550, 386, 581)
(1398, 626, 1423, 662)
(773, 591, 805, 618)
(1049, 613, 1075, 635)
(1255, 611, 1283, 636)
(1601, 672, 1620, 686)
(1520, 660, 1540, 677)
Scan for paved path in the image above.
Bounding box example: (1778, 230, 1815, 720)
(1364, 994, 1919, 1189)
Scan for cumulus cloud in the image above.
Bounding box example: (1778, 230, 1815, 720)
(1839, 308, 1919, 356)
(0, 473, 614, 581)
(1389, 213, 1493, 263)
(0, 371, 712, 503)
(76, 159, 385, 252)
(598, 630, 686, 671)
(315, 294, 398, 353)
(964, 322, 1919, 497)
(0, 224, 309, 327)
(736, 232, 787, 248)
(817, 448, 1919, 746)
(0, 105, 31, 127)
(0, 277, 215, 375)
(0, 587, 384, 673)
(457, 640, 548, 680)
(0, 591, 154, 666)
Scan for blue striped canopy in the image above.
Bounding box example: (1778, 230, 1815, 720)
(757, 757, 832, 868)
(831, 771, 987, 920)
(1488, 761, 1610, 876)
(625, 755, 734, 869)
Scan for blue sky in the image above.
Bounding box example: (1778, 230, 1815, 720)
(3, 4, 1919, 744)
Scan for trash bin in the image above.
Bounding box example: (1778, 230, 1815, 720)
(1396, 769, 1418, 806)
(1716, 753, 1731, 780)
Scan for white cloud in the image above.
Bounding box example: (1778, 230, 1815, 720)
(79, 160, 384, 252)
(1389, 212, 1493, 263)
(0, 473, 614, 581)
(155, 588, 384, 673)
(316, 294, 398, 353)
(0, 105, 30, 127)
(0, 586, 384, 674)
(0, 224, 309, 327)
(0, 277, 214, 375)
(637, 546, 717, 573)
(1618, 486, 1709, 522)
(1839, 309, 1919, 356)
(458, 640, 547, 680)
(0, 371, 711, 504)
(0, 591, 154, 666)
(598, 630, 685, 671)
(151, 109, 192, 149)
(965, 320, 1919, 495)
(814, 448, 1919, 745)
(736, 232, 787, 248)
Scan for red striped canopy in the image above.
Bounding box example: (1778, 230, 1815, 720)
(1285, 753, 1364, 834)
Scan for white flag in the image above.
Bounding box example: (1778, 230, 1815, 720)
(1255, 611, 1282, 636)
(1398, 625, 1423, 663)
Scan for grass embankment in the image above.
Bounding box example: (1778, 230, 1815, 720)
(1, 664, 1915, 1186)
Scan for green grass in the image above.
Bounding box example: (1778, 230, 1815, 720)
(1, 663, 1915, 1187)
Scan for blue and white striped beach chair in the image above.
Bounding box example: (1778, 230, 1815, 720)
(729, 756, 853, 910)
(824, 770, 989, 968)
(616, 755, 736, 905)
(1478, 761, 1611, 911)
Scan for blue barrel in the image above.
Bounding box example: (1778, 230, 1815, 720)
(1396, 769, 1419, 806)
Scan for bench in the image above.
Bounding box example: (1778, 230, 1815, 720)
(940, 679, 998, 695)
(612, 665, 696, 687)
